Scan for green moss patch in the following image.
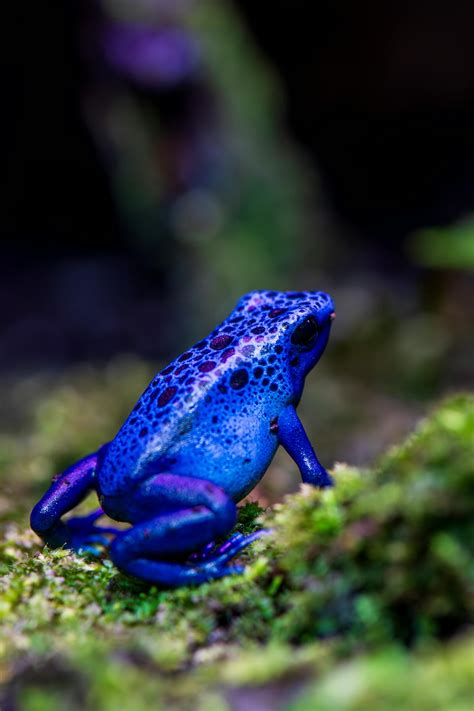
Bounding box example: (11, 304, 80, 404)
(1, 389, 473, 708)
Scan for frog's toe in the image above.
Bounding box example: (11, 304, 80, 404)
(198, 561, 245, 579)
(204, 529, 271, 566)
(68, 531, 110, 554)
(319, 470, 334, 488)
(79, 532, 111, 546)
(65, 512, 121, 554)
(81, 508, 105, 524)
(187, 540, 217, 562)
(215, 532, 245, 554)
(74, 543, 106, 557)
(187, 532, 246, 563)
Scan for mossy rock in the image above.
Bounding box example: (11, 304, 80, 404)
(1, 392, 473, 708)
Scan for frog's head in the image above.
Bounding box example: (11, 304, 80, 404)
(233, 290, 335, 400)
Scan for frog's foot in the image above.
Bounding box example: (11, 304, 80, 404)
(188, 529, 271, 564)
(30, 449, 108, 552)
(187, 540, 217, 562)
(109, 508, 244, 586)
(66, 508, 121, 556)
(215, 528, 272, 559)
(106, 473, 256, 587)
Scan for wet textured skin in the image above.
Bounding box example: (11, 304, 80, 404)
(31, 290, 335, 587)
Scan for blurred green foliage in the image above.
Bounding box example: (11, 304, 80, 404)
(268, 394, 474, 647)
(288, 637, 474, 711)
(99, 0, 319, 334)
(411, 219, 474, 270)
(181, 0, 320, 326)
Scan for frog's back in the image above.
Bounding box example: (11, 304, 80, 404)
(97, 357, 210, 496)
(98, 290, 329, 497)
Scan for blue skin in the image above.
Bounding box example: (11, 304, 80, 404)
(31, 290, 335, 587)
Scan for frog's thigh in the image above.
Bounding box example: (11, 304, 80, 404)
(108, 474, 237, 586)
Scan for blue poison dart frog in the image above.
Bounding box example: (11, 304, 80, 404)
(31, 290, 336, 587)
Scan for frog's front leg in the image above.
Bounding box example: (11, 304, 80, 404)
(105, 474, 264, 587)
(30, 448, 119, 554)
(276, 404, 333, 488)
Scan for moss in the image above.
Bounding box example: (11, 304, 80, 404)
(1, 372, 473, 706)
(288, 635, 474, 711)
(411, 219, 474, 269)
(270, 394, 474, 647)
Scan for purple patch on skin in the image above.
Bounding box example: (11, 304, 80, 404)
(221, 348, 235, 362)
(242, 345, 255, 356)
(158, 386, 177, 407)
(179, 352, 192, 361)
(199, 361, 216, 372)
(210, 334, 233, 350)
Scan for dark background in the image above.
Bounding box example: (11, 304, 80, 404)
(1, 1, 473, 455)
(6, 2, 474, 252)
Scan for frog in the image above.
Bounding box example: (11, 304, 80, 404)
(31, 290, 335, 587)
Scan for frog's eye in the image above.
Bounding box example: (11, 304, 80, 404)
(291, 316, 319, 348)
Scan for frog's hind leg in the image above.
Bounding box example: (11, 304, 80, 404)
(30, 448, 119, 554)
(107, 474, 256, 587)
